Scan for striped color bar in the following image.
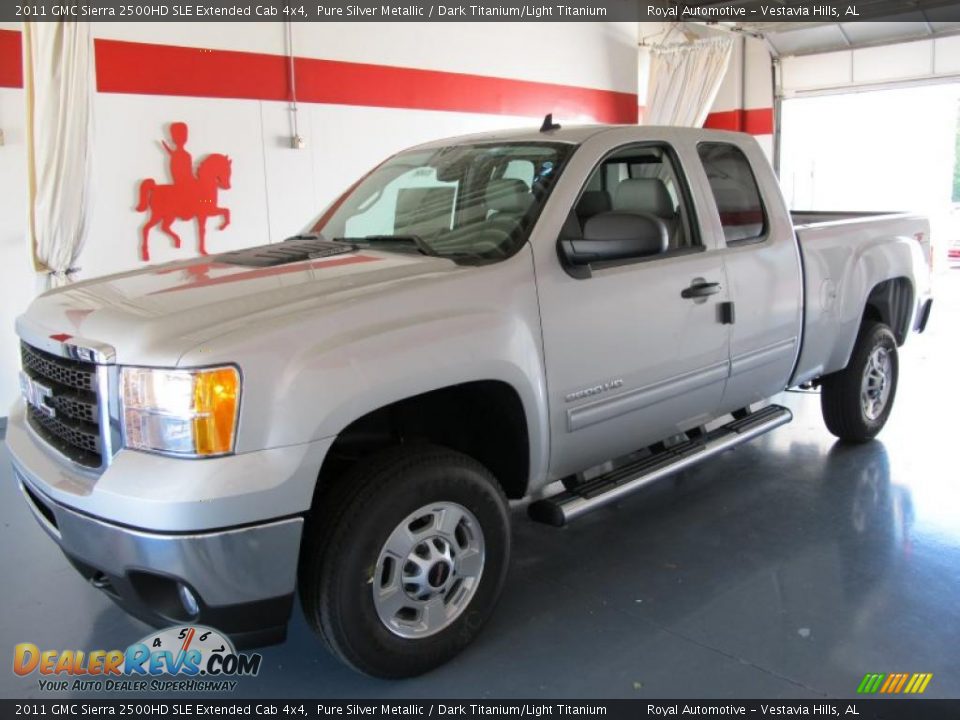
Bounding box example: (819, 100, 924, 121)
(857, 673, 933, 694)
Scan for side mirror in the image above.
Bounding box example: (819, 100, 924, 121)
(560, 212, 668, 266)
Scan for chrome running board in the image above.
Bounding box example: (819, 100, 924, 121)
(528, 404, 793, 527)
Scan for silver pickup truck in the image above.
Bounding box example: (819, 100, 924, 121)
(8, 125, 933, 678)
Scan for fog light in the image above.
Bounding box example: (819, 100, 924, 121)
(178, 583, 200, 618)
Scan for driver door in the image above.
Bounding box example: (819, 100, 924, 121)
(534, 141, 732, 479)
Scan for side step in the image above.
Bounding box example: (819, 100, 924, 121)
(528, 404, 793, 527)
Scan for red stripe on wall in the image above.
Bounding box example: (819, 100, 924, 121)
(5, 29, 775, 135)
(294, 56, 637, 123)
(0, 29, 22, 89)
(703, 109, 741, 131)
(704, 108, 774, 135)
(96, 38, 638, 123)
(742, 108, 774, 136)
(96, 39, 290, 100)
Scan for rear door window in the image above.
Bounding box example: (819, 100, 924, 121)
(697, 143, 767, 244)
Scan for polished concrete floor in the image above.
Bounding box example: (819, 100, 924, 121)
(2, 275, 959, 700)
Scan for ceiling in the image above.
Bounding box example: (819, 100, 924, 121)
(673, 0, 960, 55)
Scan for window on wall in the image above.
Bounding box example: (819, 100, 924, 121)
(697, 143, 766, 244)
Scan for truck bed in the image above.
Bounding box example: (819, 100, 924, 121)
(792, 210, 933, 267)
(790, 211, 932, 387)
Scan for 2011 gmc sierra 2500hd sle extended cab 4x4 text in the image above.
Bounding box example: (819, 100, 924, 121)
(8, 125, 933, 677)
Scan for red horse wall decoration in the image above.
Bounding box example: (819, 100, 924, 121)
(136, 122, 232, 261)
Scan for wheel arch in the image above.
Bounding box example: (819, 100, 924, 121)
(314, 380, 533, 502)
(861, 276, 914, 346)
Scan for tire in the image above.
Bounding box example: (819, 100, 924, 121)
(299, 444, 511, 678)
(820, 321, 899, 443)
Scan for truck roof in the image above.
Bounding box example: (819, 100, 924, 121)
(411, 124, 749, 150)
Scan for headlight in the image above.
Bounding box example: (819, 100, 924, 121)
(120, 366, 241, 457)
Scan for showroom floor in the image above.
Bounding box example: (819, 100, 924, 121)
(2, 275, 958, 700)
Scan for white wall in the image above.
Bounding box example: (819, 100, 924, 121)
(0, 21, 640, 408)
(712, 35, 773, 113)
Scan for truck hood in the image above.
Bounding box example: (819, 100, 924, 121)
(18, 240, 462, 366)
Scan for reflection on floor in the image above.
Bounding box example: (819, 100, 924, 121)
(1, 276, 958, 699)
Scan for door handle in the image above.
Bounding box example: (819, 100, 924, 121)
(681, 281, 721, 299)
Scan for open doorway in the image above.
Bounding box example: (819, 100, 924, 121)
(779, 83, 960, 269)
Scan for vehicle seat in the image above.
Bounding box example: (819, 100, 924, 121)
(712, 184, 765, 242)
(613, 178, 680, 248)
(486, 179, 533, 222)
(575, 190, 612, 226)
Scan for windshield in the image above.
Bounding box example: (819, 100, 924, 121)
(311, 142, 574, 261)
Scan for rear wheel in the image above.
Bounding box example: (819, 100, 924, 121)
(821, 321, 899, 443)
(299, 445, 511, 678)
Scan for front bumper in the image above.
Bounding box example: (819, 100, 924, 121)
(6, 400, 328, 648)
(14, 464, 301, 647)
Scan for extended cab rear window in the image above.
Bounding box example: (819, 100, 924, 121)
(697, 143, 767, 245)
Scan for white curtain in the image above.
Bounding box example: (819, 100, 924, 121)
(643, 37, 733, 128)
(23, 22, 95, 289)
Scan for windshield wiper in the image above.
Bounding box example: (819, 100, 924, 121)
(333, 235, 437, 256)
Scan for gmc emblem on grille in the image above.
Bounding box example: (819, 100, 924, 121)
(19, 372, 55, 418)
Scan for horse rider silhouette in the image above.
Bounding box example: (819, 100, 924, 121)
(136, 122, 232, 262)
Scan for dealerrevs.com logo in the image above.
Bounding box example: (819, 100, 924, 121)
(13, 625, 262, 693)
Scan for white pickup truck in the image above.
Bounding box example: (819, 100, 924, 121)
(8, 124, 933, 678)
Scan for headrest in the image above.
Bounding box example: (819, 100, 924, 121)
(614, 178, 675, 218)
(576, 190, 612, 219)
(486, 179, 533, 215)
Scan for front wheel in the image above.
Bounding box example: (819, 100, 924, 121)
(821, 320, 899, 443)
(299, 445, 511, 678)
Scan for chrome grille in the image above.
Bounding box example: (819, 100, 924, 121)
(20, 342, 103, 468)
(21, 343, 96, 393)
(46, 393, 99, 425)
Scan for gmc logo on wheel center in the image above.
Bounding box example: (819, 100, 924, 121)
(19, 372, 56, 418)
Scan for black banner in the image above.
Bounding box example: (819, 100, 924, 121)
(7, 0, 960, 23)
(3, 700, 960, 720)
